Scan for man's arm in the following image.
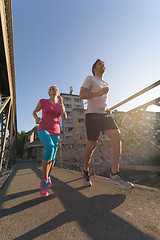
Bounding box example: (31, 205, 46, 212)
(79, 87, 109, 99)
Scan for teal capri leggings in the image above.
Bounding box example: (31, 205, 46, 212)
(38, 130, 60, 163)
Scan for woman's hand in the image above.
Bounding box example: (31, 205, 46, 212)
(58, 96, 63, 105)
(58, 96, 67, 120)
(36, 117, 42, 124)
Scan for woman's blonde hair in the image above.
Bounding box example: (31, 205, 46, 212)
(48, 85, 59, 95)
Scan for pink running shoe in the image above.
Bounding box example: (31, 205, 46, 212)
(48, 176, 52, 188)
(40, 179, 49, 197)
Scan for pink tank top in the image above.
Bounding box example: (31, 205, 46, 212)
(38, 99, 61, 135)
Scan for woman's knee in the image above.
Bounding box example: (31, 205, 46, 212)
(44, 145, 55, 160)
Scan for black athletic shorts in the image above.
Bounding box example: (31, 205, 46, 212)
(85, 113, 118, 141)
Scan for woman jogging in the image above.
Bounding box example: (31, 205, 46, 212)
(33, 85, 67, 196)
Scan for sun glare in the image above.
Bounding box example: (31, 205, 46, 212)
(147, 105, 160, 112)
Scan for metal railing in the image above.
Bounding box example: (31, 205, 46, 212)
(56, 80, 160, 173)
(0, 0, 17, 176)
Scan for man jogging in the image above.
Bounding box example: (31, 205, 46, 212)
(80, 59, 134, 189)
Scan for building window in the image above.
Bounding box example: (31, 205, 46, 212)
(63, 97, 71, 101)
(64, 104, 72, 108)
(65, 127, 73, 132)
(74, 98, 81, 102)
(75, 105, 82, 109)
(66, 111, 72, 116)
(78, 118, 84, 123)
(77, 110, 83, 115)
(65, 119, 73, 124)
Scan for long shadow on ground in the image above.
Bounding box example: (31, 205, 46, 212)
(11, 163, 154, 240)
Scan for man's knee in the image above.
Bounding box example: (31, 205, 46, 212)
(116, 130, 121, 141)
(113, 132, 121, 145)
(87, 140, 98, 150)
(105, 129, 121, 142)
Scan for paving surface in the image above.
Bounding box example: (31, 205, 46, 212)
(0, 159, 160, 240)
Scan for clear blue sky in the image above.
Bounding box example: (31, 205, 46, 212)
(12, 0, 160, 133)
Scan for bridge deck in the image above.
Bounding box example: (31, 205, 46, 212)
(0, 160, 159, 240)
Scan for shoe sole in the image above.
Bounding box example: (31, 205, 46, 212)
(40, 192, 49, 197)
(83, 178, 92, 187)
(81, 171, 92, 187)
(110, 179, 134, 190)
(40, 188, 49, 196)
(84, 182, 92, 187)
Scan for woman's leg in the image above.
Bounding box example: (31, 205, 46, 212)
(38, 130, 57, 196)
(46, 135, 60, 188)
(50, 135, 60, 163)
(42, 159, 52, 179)
(48, 135, 60, 175)
(38, 130, 55, 178)
(48, 162, 54, 176)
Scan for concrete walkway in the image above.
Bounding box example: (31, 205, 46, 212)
(0, 160, 160, 240)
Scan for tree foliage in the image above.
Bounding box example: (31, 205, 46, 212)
(17, 131, 26, 157)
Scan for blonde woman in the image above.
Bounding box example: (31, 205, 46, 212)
(33, 85, 67, 196)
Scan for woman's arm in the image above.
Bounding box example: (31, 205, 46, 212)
(58, 96, 67, 120)
(33, 101, 42, 124)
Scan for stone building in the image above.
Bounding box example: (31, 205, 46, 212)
(60, 87, 85, 138)
(24, 126, 43, 162)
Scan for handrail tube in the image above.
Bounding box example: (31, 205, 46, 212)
(109, 80, 160, 111)
(127, 97, 160, 114)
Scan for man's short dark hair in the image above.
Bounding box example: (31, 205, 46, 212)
(92, 59, 102, 75)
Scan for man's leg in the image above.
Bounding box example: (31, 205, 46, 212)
(82, 140, 98, 186)
(83, 113, 100, 186)
(84, 140, 98, 172)
(103, 129, 122, 174)
(104, 129, 134, 189)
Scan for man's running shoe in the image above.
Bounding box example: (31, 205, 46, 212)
(40, 179, 49, 196)
(110, 172, 134, 190)
(81, 170, 92, 187)
(48, 176, 52, 188)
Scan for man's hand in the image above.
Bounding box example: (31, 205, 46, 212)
(97, 86, 109, 97)
(106, 109, 111, 115)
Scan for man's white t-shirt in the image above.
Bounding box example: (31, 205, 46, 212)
(81, 75, 109, 114)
